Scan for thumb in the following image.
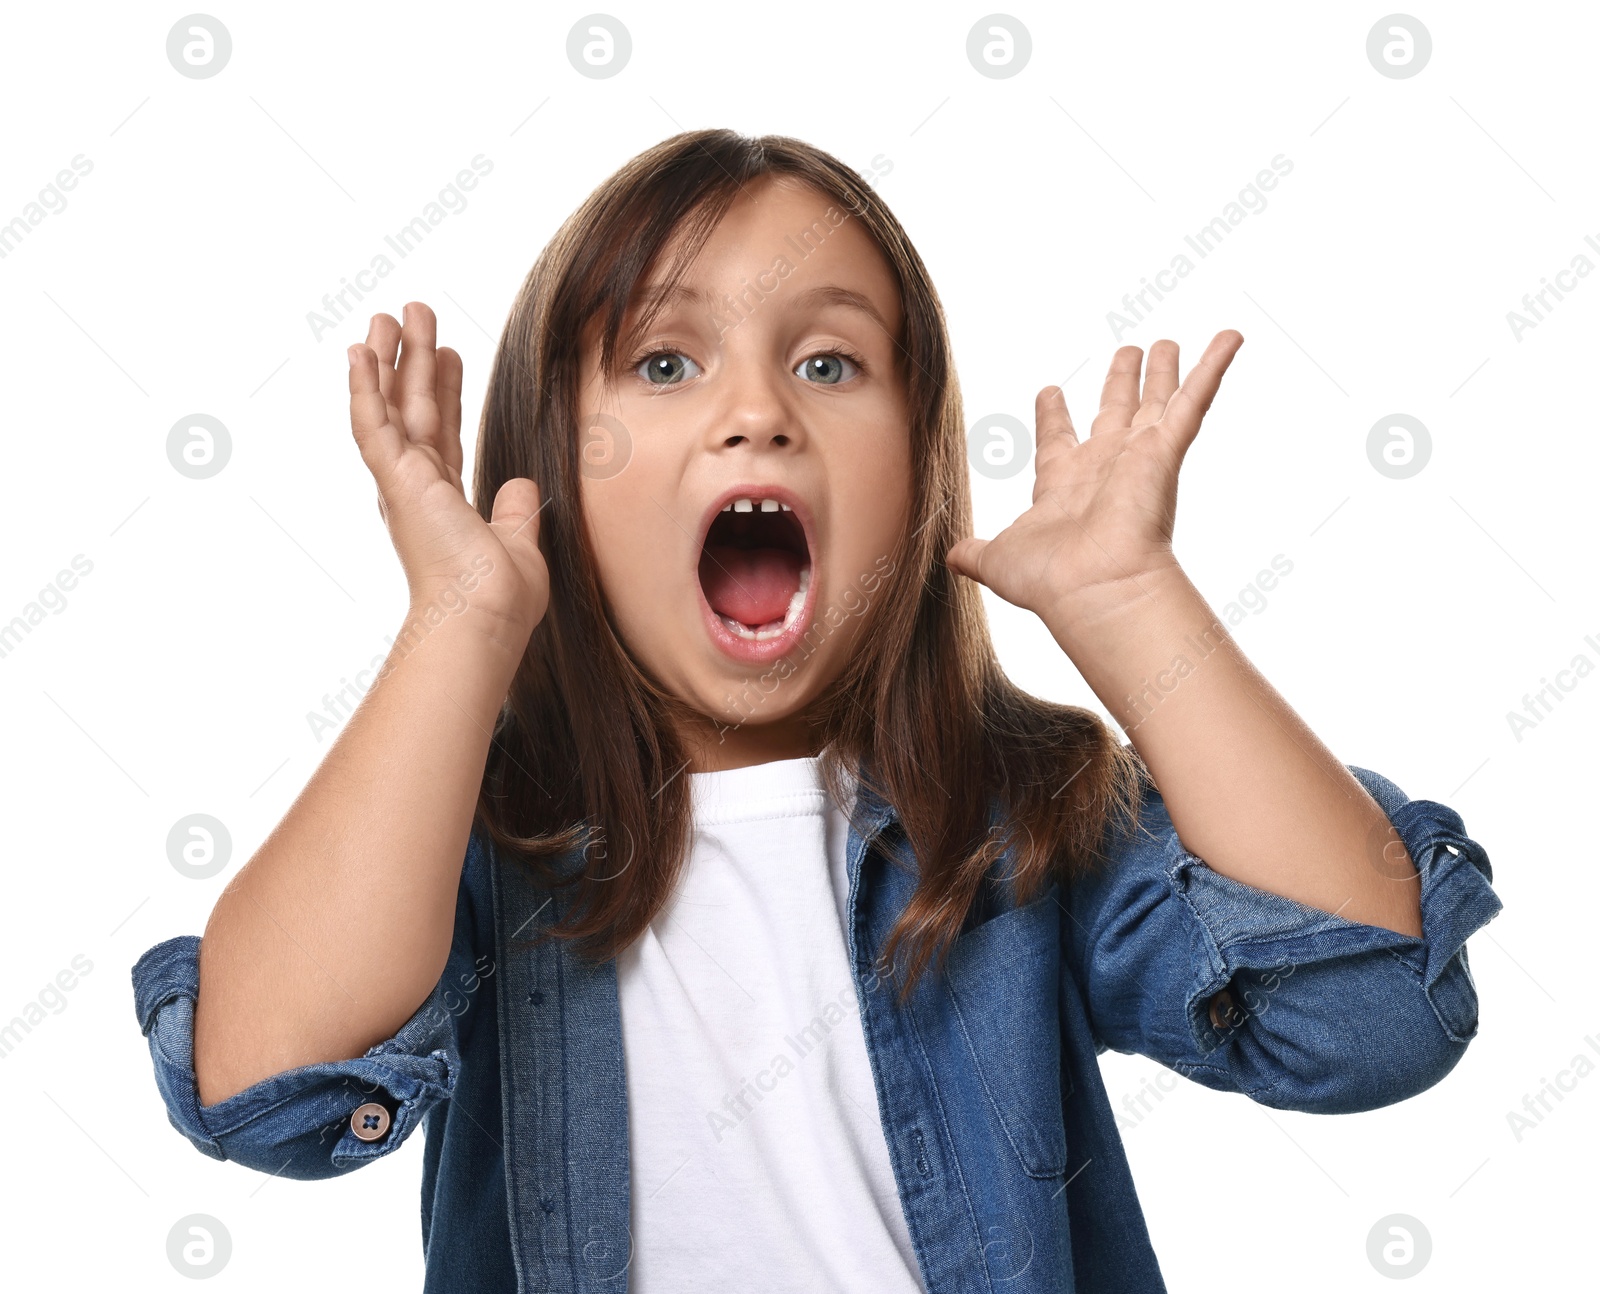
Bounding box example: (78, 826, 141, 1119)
(489, 477, 544, 554)
(945, 537, 990, 585)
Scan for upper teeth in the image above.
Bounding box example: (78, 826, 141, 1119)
(723, 496, 792, 512)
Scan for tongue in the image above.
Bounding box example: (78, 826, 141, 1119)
(700, 545, 804, 627)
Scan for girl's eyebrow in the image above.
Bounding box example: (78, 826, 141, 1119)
(790, 284, 891, 334)
(632, 281, 890, 334)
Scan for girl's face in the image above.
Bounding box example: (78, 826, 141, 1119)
(577, 175, 913, 768)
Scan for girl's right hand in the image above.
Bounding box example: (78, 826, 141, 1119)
(348, 302, 550, 646)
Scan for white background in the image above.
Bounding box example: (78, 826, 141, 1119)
(1, 1, 1593, 1288)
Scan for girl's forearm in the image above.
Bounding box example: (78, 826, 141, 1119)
(1042, 564, 1424, 939)
(192, 606, 526, 1107)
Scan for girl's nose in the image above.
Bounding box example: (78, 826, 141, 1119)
(710, 368, 805, 452)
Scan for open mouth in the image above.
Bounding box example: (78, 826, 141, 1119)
(696, 487, 816, 659)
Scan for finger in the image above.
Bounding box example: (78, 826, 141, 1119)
(489, 477, 545, 557)
(396, 302, 442, 449)
(1134, 339, 1180, 424)
(1160, 330, 1244, 453)
(365, 312, 402, 410)
(490, 478, 550, 618)
(437, 346, 465, 483)
(1035, 385, 1079, 449)
(945, 537, 990, 585)
(1091, 345, 1144, 436)
(347, 343, 404, 486)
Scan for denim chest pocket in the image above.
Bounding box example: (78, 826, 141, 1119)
(942, 883, 1070, 1179)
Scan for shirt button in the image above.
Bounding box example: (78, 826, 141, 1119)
(350, 1102, 392, 1142)
(1208, 986, 1240, 1031)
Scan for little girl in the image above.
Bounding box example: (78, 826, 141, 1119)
(132, 129, 1503, 1293)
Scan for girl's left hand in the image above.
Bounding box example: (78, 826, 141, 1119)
(946, 330, 1243, 627)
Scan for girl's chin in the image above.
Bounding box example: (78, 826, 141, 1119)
(669, 673, 817, 739)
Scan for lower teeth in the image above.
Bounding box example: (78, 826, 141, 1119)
(719, 566, 810, 641)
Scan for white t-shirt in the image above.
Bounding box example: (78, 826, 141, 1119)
(616, 755, 924, 1292)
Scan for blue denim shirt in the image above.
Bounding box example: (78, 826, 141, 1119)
(131, 762, 1501, 1292)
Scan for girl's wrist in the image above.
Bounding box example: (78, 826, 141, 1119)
(390, 595, 532, 692)
(1038, 559, 1192, 655)
(403, 579, 538, 657)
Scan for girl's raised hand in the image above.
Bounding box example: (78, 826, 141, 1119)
(348, 302, 550, 644)
(946, 330, 1243, 628)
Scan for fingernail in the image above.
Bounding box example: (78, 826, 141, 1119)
(347, 345, 358, 368)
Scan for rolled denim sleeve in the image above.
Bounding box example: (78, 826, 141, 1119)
(129, 832, 490, 1179)
(1063, 762, 1503, 1114)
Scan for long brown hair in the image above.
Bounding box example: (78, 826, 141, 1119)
(471, 128, 1146, 1004)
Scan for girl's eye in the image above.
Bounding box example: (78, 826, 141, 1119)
(635, 352, 702, 386)
(794, 352, 861, 385)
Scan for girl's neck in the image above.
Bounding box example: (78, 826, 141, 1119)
(683, 714, 820, 773)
